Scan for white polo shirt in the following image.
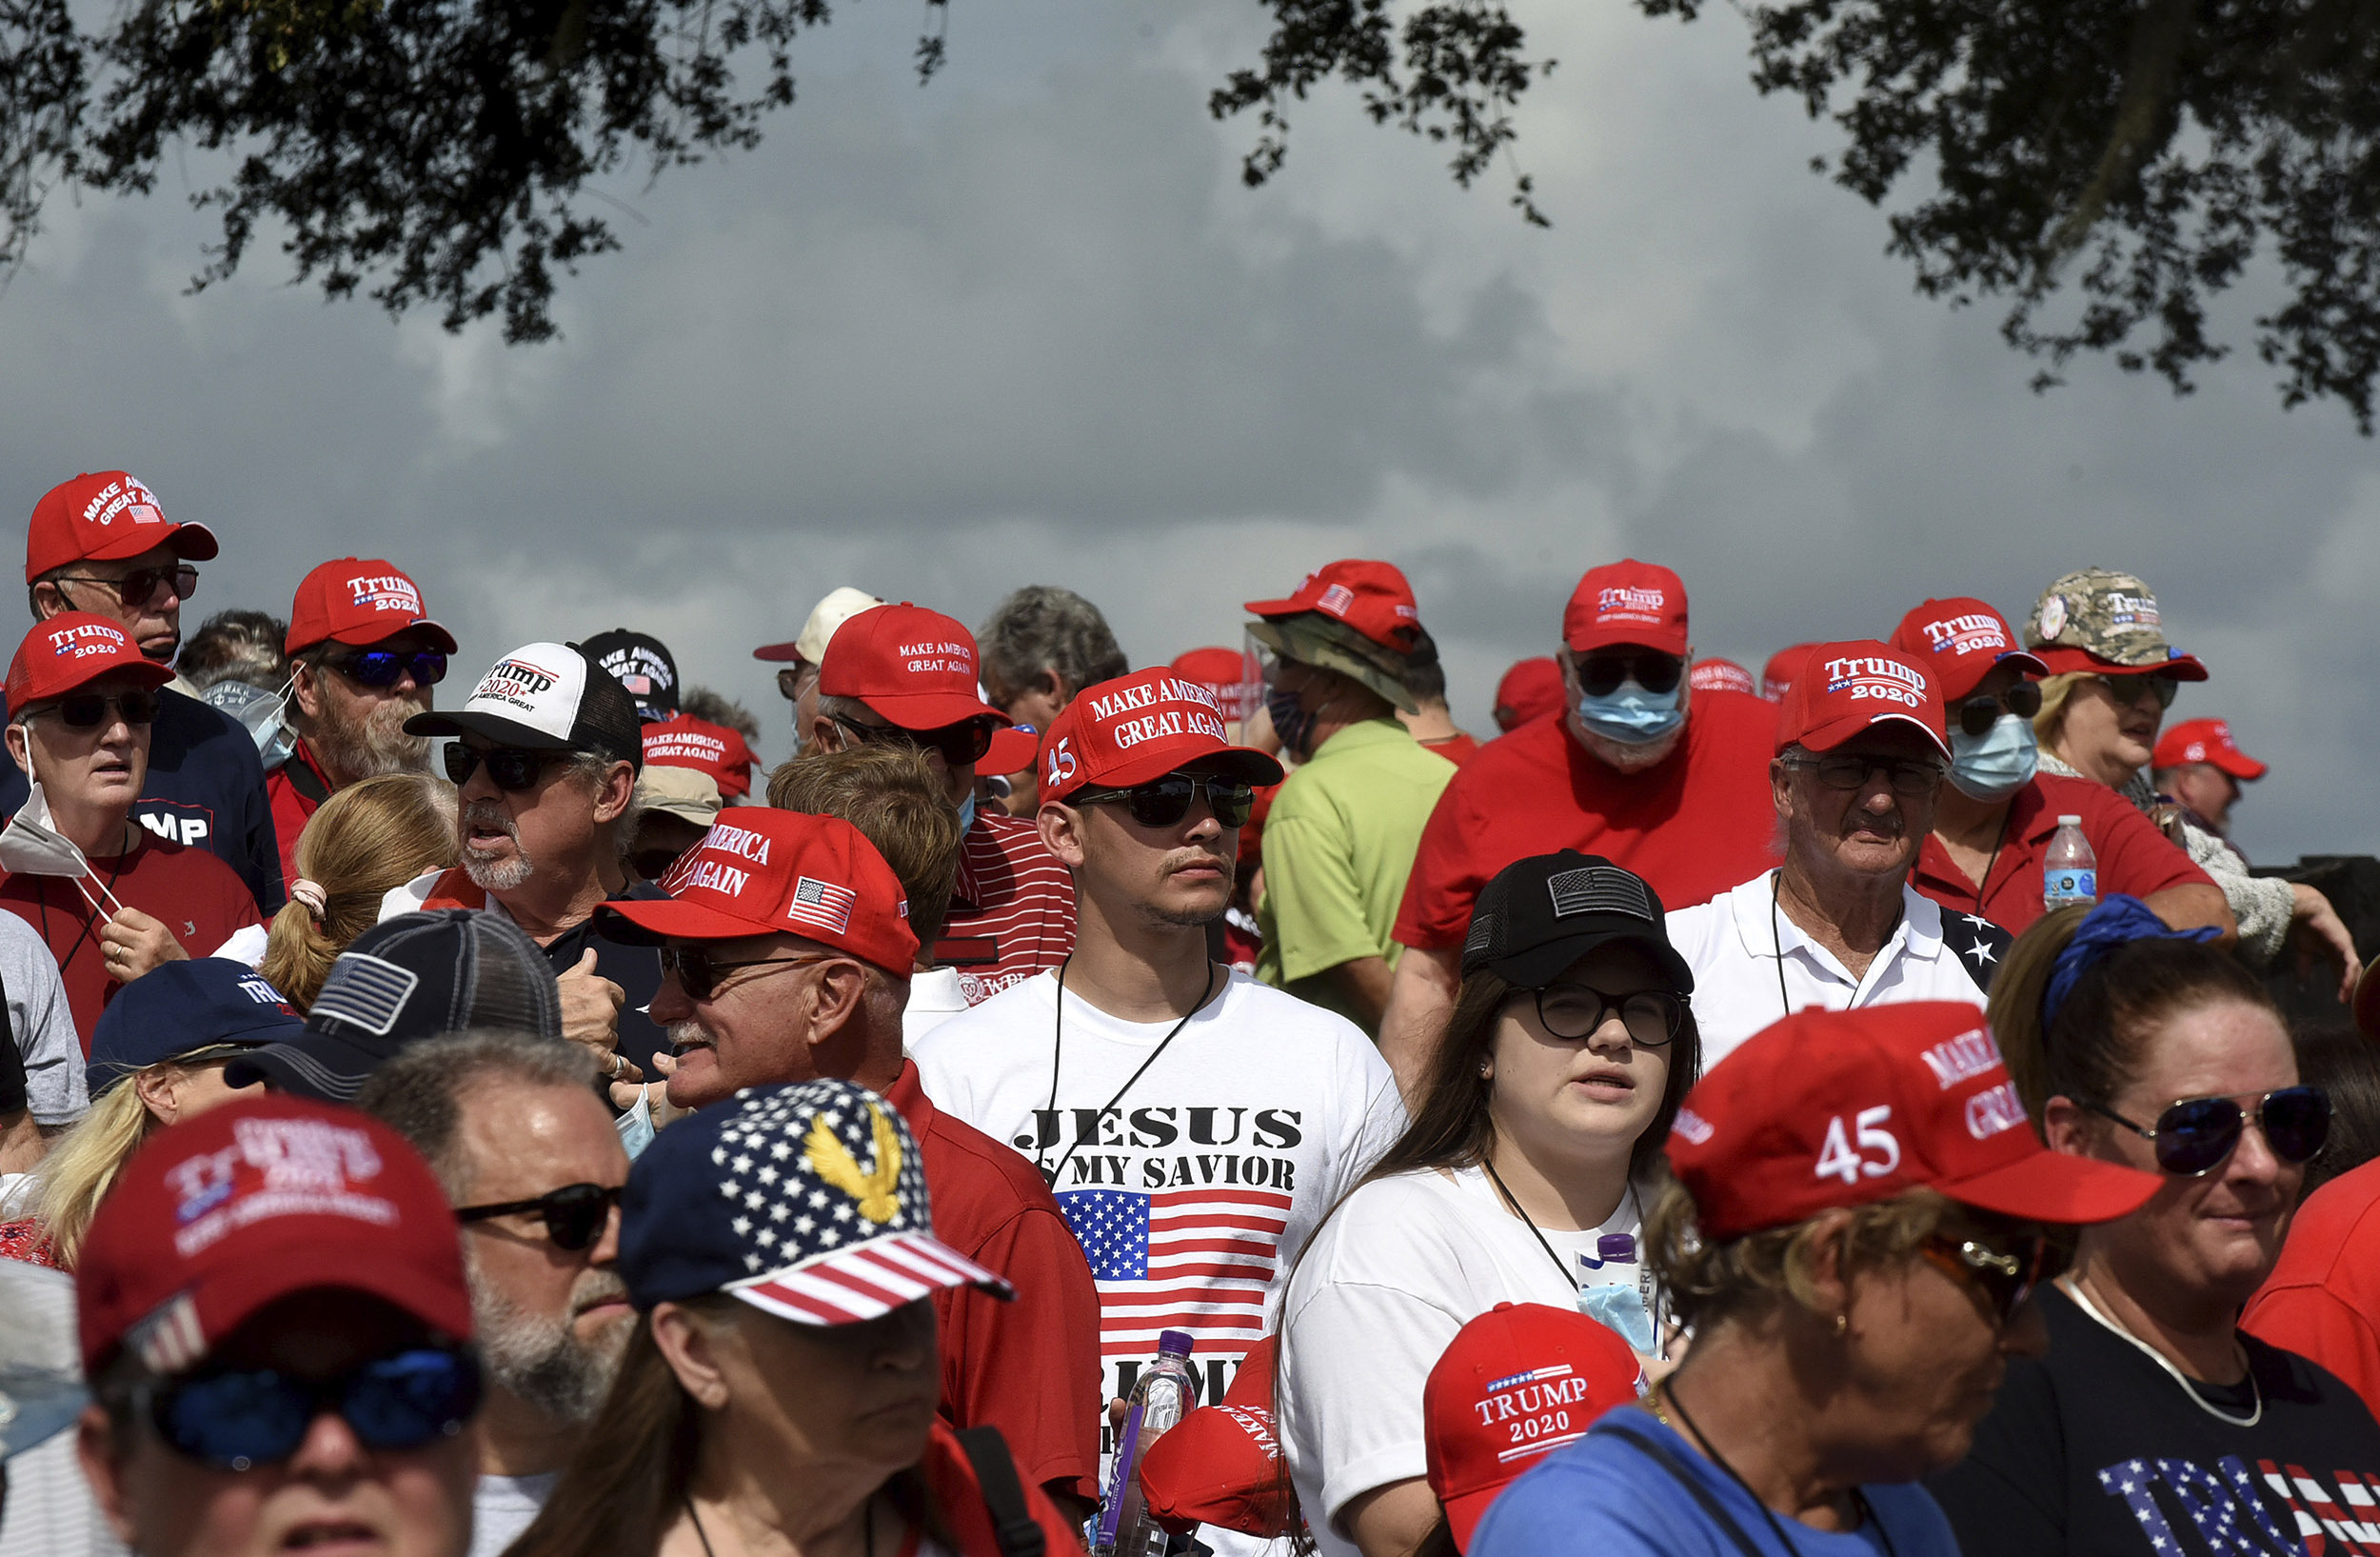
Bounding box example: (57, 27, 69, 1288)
(1667, 870, 1996, 1070)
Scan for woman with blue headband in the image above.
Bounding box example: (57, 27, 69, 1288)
(1930, 896, 2380, 1555)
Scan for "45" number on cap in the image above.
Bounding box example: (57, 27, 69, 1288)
(1815, 1106, 1901, 1186)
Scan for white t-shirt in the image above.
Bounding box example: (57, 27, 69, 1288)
(902, 966, 970, 1048)
(1276, 1165, 1651, 1555)
(0, 909, 84, 1127)
(470, 1471, 557, 1557)
(911, 968, 1405, 1428)
(1666, 872, 1990, 1071)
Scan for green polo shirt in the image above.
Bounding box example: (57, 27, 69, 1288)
(1256, 717, 1458, 1030)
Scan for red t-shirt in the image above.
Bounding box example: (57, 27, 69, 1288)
(264, 742, 334, 893)
(0, 831, 264, 1051)
(1415, 732, 1478, 768)
(918, 1415, 1090, 1556)
(1910, 772, 2211, 935)
(942, 811, 1076, 1006)
(1394, 692, 1779, 950)
(2243, 1159, 2380, 1426)
(887, 1060, 1102, 1505)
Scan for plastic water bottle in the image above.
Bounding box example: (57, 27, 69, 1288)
(1092, 1330, 1197, 1557)
(2044, 815, 2097, 911)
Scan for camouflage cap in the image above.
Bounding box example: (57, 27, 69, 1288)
(2022, 568, 2209, 681)
(1249, 613, 1420, 714)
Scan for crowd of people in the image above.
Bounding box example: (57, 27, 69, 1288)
(2, 465, 2379, 1557)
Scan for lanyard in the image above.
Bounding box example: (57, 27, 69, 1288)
(1038, 956, 1220, 1188)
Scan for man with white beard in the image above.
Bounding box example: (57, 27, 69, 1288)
(268, 557, 455, 894)
(357, 1031, 636, 1557)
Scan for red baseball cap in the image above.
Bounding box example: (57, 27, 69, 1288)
(1425, 1303, 1644, 1550)
(1140, 1336, 1299, 1539)
(1887, 598, 2048, 704)
(1038, 669, 1284, 807)
(1492, 656, 1565, 731)
(25, 471, 219, 583)
(1689, 658, 1755, 696)
(2152, 717, 2267, 781)
(643, 713, 757, 799)
(1668, 1003, 2162, 1242)
(817, 604, 1008, 733)
(286, 558, 459, 656)
(1563, 561, 1688, 657)
(1170, 647, 1249, 725)
(1774, 640, 1950, 761)
(599, 808, 920, 974)
(75, 1095, 471, 1376)
(7, 612, 175, 709)
(1761, 643, 1817, 703)
(982, 722, 1042, 776)
(1244, 560, 1423, 653)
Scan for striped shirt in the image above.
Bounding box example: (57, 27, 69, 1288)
(942, 811, 1076, 1006)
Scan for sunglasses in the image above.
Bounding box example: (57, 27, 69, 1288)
(456, 1181, 625, 1251)
(1517, 984, 1683, 1048)
(1576, 652, 1683, 698)
(140, 1345, 480, 1471)
(442, 743, 562, 792)
(30, 690, 159, 729)
(1920, 1231, 2056, 1326)
(1777, 752, 1946, 796)
(660, 947, 836, 1003)
(2089, 672, 2180, 711)
(330, 649, 447, 689)
(1073, 773, 1257, 829)
(53, 564, 199, 608)
(1954, 681, 2043, 738)
(2084, 1086, 2330, 1176)
(830, 712, 996, 767)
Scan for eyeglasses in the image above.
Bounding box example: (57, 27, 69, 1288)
(1514, 984, 1684, 1048)
(456, 1182, 625, 1251)
(2089, 673, 2180, 711)
(1073, 774, 1258, 829)
(1576, 651, 1683, 698)
(830, 711, 996, 767)
(1777, 753, 1946, 796)
(660, 947, 836, 1003)
(442, 743, 562, 792)
(330, 649, 447, 689)
(29, 690, 158, 729)
(52, 564, 199, 608)
(2083, 1087, 2330, 1176)
(1954, 681, 2043, 738)
(140, 1345, 480, 1471)
(1919, 1231, 2055, 1326)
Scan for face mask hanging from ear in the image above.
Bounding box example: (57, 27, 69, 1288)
(956, 789, 978, 838)
(0, 734, 126, 918)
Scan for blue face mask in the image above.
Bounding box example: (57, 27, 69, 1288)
(956, 789, 978, 837)
(1575, 681, 1685, 746)
(1948, 712, 2038, 802)
(1266, 684, 1318, 759)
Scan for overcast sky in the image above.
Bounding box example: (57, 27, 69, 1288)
(5, 1, 2376, 865)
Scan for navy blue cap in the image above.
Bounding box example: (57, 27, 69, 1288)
(619, 1079, 1011, 1325)
(88, 959, 304, 1100)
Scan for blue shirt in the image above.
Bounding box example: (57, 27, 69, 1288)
(1470, 1410, 1962, 1557)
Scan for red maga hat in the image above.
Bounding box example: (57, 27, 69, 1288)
(2153, 717, 2267, 781)
(599, 808, 919, 974)
(1426, 1303, 1644, 1551)
(286, 558, 458, 656)
(7, 612, 174, 709)
(25, 471, 218, 583)
(1492, 656, 1565, 731)
(75, 1095, 471, 1375)
(1888, 598, 2047, 705)
(1689, 658, 1756, 696)
(1563, 561, 1688, 658)
(643, 713, 757, 800)
(1761, 642, 1818, 703)
(1774, 640, 1950, 761)
(1667, 1003, 2161, 1242)
(1244, 560, 1422, 653)
(1170, 647, 1249, 725)
(817, 604, 1007, 733)
(1140, 1336, 1299, 1539)
(1039, 668, 1284, 807)
(982, 722, 1042, 776)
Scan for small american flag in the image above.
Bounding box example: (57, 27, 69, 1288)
(786, 875, 856, 935)
(1060, 1185, 1291, 1365)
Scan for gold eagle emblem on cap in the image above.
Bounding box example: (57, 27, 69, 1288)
(803, 1103, 903, 1226)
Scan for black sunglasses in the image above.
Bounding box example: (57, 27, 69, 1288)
(1954, 681, 2043, 738)
(2084, 1087, 2330, 1176)
(660, 947, 835, 1003)
(456, 1182, 625, 1251)
(1074, 773, 1257, 829)
(2090, 672, 2181, 711)
(1576, 651, 1683, 698)
(443, 743, 562, 792)
(1514, 984, 1683, 1048)
(830, 711, 996, 767)
(1920, 1231, 2056, 1326)
(1778, 752, 1946, 796)
(331, 649, 447, 689)
(139, 1345, 480, 1471)
(53, 563, 199, 608)
(32, 689, 159, 729)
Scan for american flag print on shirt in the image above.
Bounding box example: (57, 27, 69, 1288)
(1059, 1185, 1292, 1365)
(786, 875, 856, 935)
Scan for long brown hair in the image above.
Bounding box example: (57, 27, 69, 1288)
(259, 771, 456, 1009)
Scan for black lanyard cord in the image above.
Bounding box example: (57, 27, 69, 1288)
(1660, 1381, 1898, 1557)
(1040, 954, 1220, 1189)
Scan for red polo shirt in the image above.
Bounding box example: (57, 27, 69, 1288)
(1394, 691, 1778, 949)
(2243, 1159, 2380, 1426)
(886, 1059, 1102, 1506)
(264, 741, 335, 892)
(1911, 772, 2211, 934)
(941, 811, 1076, 1006)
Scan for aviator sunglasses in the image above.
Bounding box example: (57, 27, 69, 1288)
(2089, 672, 2181, 711)
(1073, 773, 1257, 829)
(456, 1181, 624, 1251)
(1954, 681, 2042, 738)
(2083, 1086, 2330, 1176)
(30, 690, 158, 729)
(1920, 1230, 2056, 1325)
(442, 743, 562, 792)
(138, 1345, 480, 1471)
(1576, 651, 1683, 698)
(661, 947, 837, 1002)
(52, 563, 199, 609)
(1777, 751, 1946, 796)
(330, 649, 448, 689)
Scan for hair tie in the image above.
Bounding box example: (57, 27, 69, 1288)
(288, 879, 328, 922)
(2040, 894, 2219, 1031)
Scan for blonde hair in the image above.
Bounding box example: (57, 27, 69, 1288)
(1643, 1175, 1952, 1331)
(259, 771, 458, 1010)
(32, 1079, 165, 1268)
(2031, 670, 2089, 749)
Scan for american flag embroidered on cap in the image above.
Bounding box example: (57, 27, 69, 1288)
(785, 875, 856, 935)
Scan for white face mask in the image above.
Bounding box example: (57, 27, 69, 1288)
(0, 734, 124, 916)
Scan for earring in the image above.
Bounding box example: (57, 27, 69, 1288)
(1478, 1064, 1493, 1080)
(1834, 1312, 1849, 1338)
